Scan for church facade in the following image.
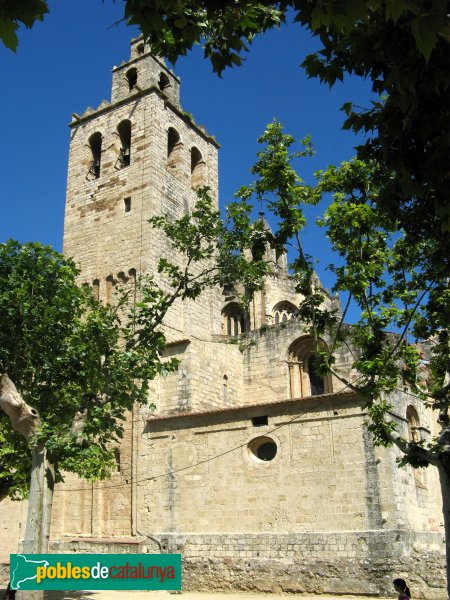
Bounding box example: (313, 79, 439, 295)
(1, 39, 445, 597)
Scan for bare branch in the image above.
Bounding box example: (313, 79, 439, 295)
(386, 280, 435, 362)
(330, 292, 352, 354)
(328, 366, 365, 395)
(383, 425, 439, 467)
(0, 374, 40, 441)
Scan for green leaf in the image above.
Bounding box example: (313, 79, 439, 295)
(410, 16, 438, 61)
(0, 19, 19, 51)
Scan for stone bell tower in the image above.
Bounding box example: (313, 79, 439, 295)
(63, 38, 221, 342)
(49, 38, 231, 542)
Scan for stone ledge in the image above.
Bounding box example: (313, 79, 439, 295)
(68, 537, 142, 545)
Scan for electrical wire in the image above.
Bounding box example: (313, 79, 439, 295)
(57, 391, 355, 494)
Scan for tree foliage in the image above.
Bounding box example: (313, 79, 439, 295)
(4, 1, 448, 235)
(133, 1, 449, 243)
(0, 0, 48, 51)
(231, 121, 449, 471)
(0, 240, 179, 497)
(229, 124, 450, 591)
(127, 0, 449, 238)
(0, 201, 267, 500)
(149, 186, 271, 305)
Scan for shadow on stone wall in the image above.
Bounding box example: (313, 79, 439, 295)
(0, 588, 99, 599)
(45, 592, 99, 600)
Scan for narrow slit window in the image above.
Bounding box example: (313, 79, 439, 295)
(106, 275, 115, 304)
(124, 197, 131, 213)
(190, 147, 205, 189)
(92, 279, 100, 301)
(126, 68, 138, 91)
(167, 128, 182, 174)
(117, 120, 131, 168)
(223, 375, 228, 403)
(159, 72, 170, 91)
(88, 132, 102, 179)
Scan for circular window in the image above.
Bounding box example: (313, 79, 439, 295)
(247, 436, 278, 463)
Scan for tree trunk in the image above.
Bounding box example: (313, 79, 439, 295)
(438, 463, 450, 600)
(16, 442, 55, 600)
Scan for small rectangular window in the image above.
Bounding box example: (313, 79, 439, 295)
(252, 416, 268, 427)
(124, 197, 131, 213)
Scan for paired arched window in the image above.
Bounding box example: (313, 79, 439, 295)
(191, 147, 205, 189)
(117, 120, 131, 168)
(287, 336, 332, 399)
(273, 301, 297, 325)
(222, 302, 247, 336)
(126, 68, 138, 92)
(88, 132, 102, 179)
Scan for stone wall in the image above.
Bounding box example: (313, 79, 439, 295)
(0, 496, 28, 563)
(179, 549, 445, 598)
(138, 394, 442, 538)
(41, 531, 445, 598)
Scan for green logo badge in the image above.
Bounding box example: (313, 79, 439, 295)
(10, 553, 181, 590)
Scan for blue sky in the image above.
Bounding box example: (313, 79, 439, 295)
(1, 1, 375, 295)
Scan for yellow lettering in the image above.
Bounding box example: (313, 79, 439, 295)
(47, 566, 57, 579)
(57, 562, 67, 579)
(36, 566, 46, 584)
(81, 566, 90, 579)
(72, 566, 81, 578)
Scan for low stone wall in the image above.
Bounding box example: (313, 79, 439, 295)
(181, 554, 445, 598)
(162, 531, 445, 598)
(157, 530, 443, 561)
(44, 530, 445, 598)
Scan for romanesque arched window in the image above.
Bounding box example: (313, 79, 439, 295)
(117, 120, 131, 168)
(191, 147, 205, 190)
(88, 132, 102, 179)
(287, 336, 332, 399)
(273, 301, 297, 325)
(126, 68, 137, 91)
(221, 302, 247, 336)
(305, 354, 325, 396)
(167, 128, 182, 174)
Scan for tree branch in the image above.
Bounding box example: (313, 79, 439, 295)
(382, 423, 439, 467)
(386, 280, 435, 362)
(0, 374, 40, 441)
(330, 292, 352, 354)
